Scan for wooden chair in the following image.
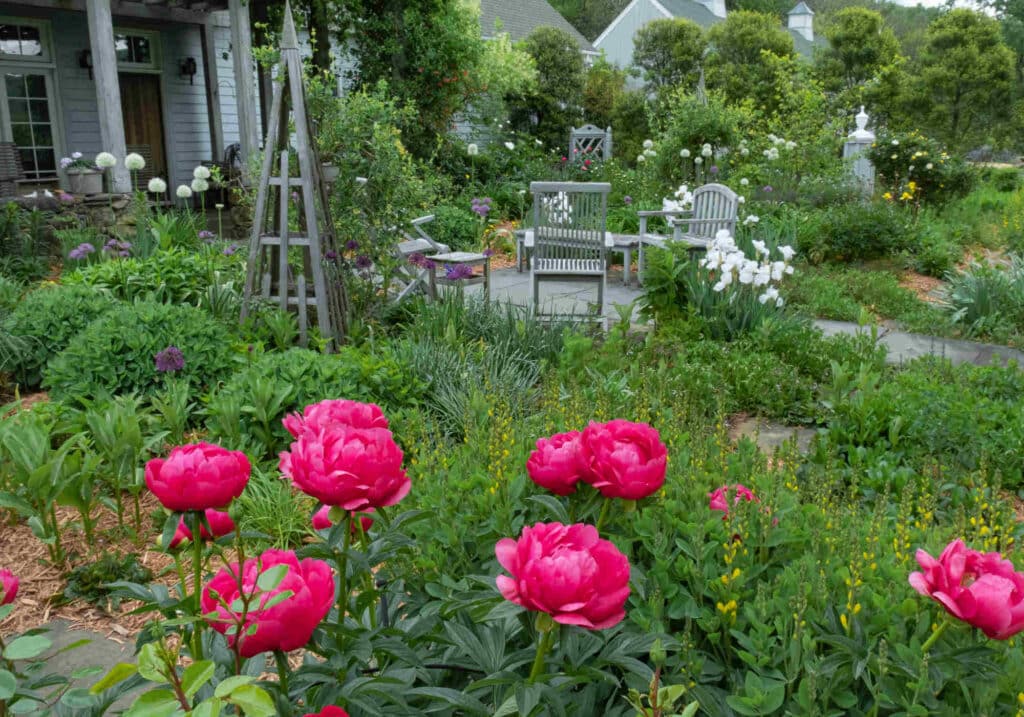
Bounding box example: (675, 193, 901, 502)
(527, 181, 612, 322)
(637, 183, 738, 284)
(391, 215, 451, 303)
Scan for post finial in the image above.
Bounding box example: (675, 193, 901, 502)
(281, 0, 299, 50)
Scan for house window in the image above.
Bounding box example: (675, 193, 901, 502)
(115, 31, 159, 70)
(0, 21, 48, 61)
(4, 72, 56, 179)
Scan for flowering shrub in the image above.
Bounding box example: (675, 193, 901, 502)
(869, 130, 976, 206)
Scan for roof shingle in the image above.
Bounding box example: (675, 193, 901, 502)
(479, 0, 596, 52)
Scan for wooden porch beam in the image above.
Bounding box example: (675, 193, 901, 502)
(229, 0, 259, 176)
(3, 0, 217, 26)
(199, 22, 224, 161)
(86, 0, 130, 193)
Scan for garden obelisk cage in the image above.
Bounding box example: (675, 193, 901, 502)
(240, 2, 349, 347)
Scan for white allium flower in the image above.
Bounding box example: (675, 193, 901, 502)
(147, 177, 167, 194)
(784, 141, 797, 150)
(95, 152, 117, 168)
(637, 154, 646, 163)
(737, 196, 745, 204)
(191, 178, 209, 193)
(743, 215, 760, 226)
(680, 149, 691, 158)
(779, 245, 795, 261)
(72, 151, 83, 160)
(215, 203, 225, 210)
(643, 139, 654, 149)
(193, 165, 211, 180)
(701, 145, 713, 158)
(694, 157, 703, 165)
(891, 154, 897, 160)
(740, 147, 749, 156)
(740, 178, 749, 186)
(926, 163, 934, 170)
(176, 184, 193, 199)
(125, 153, 145, 170)
(504, 141, 515, 151)
(767, 134, 779, 144)
(467, 143, 479, 156)
(892, 139, 899, 146)
(644, 148, 657, 157)
(535, 139, 543, 146)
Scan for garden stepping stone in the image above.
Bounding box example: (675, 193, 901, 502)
(730, 417, 816, 455)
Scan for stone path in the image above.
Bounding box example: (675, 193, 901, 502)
(32, 619, 137, 711)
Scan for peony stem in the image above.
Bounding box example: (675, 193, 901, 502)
(595, 498, 612, 533)
(275, 650, 291, 709)
(336, 511, 353, 623)
(191, 512, 205, 660)
(528, 627, 555, 684)
(921, 617, 951, 654)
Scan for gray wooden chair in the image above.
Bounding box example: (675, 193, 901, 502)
(392, 214, 451, 303)
(527, 181, 612, 322)
(637, 182, 738, 284)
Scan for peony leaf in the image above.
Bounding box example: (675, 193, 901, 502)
(181, 660, 215, 699)
(213, 675, 255, 699)
(259, 589, 294, 611)
(3, 635, 51, 660)
(0, 669, 15, 700)
(191, 699, 222, 717)
(122, 688, 180, 717)
(255, 564, 289, 592)
(90, 663, 138, 694)
(136, 643, 168, 684)
(227, 684, 276, 717)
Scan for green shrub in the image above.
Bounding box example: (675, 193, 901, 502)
(868, 130, 976, 205)
(798, 201, 913, 263)
(3, 284, 120, 388)
(0, 274, 21, 312)
(63, 246, 242, 304)
(43, 301, 238, 400)
(905, 220, 962, 277)
(943, 256, 1024, 340)
(0, 204, 52, 282)
(987, 167, 1021, 193)
(205, 346, 424, 459)
(428, 204, 481, 251)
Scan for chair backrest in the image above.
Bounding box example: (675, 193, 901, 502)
(530, 181, 611, 263)
(569, 125, 613, 162)
(691, 183, 739, 239)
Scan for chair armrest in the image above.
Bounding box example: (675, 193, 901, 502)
(636, 209, 693, 218)
(604, 232, 615, 248)
(522, 229, 534, 248)
(411, 215, 434, 226)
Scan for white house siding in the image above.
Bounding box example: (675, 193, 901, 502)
(594, 0, 670, 71)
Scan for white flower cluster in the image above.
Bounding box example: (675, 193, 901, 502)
(701, 143, 713, 158)
(662, 184, 693, 217)
(763, 146, 780, 161)
(701, 230, 795, 305)
(543, 191, 573, 226)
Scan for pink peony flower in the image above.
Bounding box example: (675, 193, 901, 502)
(145, 442, 251, 512)
(909, 539, 1024, 640)
(526, 431, 588, 496)
(202, 549, 334, 657)
(311, 505, 375, 534)
(283, 399, 389, 439)
(280, 426, 410, 511)
(168, 509, 236, 549)
(495, 522, 630, 630)
(579, 420, 667, 500)
(708, 483, 758, 518)
(0, 569, 18, 605)
(304, 708, 350, 717)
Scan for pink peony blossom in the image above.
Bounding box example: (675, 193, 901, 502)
(0, 569, 18, 605)
(579, 420, 667, 500)
(168, 509, 235, 549)
(708, 483, 758, 518)
(526, 431, 588, 496)
(311, 505, 375, 534)
(145, 442, 251, 512)
(283, 399, 389, 439)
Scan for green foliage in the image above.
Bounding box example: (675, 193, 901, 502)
(610, 90, 652, 167)
(43, 301, 238, 401)
(706, 11, 795, 110)
(633, 18, 707, 93)
(235, 466, 312, 550)
(428, 203, 481, 252)
(64, 554, 153, 610)
(817, 7, 900, 91)
(797, 201, 915, 263)
(943, 256, 1024, 342)
(652, 91, 744, 184)
(868, 129, 976, 207)
(0, 275, 20, 313)
(509, 26, 586, 148)
(205, 346, 423, 459)
(0, 203, 52, 282)
(583, 54, 627, 130)
(63, 246, 243, 305)
(3, 284, 120, 389)
(912, 8, 1015, 149)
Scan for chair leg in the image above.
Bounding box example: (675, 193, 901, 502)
(637, 243, 645, 285)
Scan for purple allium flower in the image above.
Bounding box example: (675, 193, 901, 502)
(445, 263, 475, 280)
(68, 242, 95, 260)
(223, 244, 239, 256)
(104, 239, 119, 251)
(154, 346, 185, 373)
(345, 240, 359, 250)
(291, 191, 300, 202)
(471, 197, 491, 218)
(60, 157, 73, 169)
(59, 192, 74, 203)
(117, 240, 132, 251)
(709, 165, 719, 175)
(118, 250, 130, 257)
(325, 250, 338, 260)
(763, 185, 774, 193)
(198, 230, 216, 243)
(482, 248, 495, 257)
(623, 195, 633, 205)
(355, 254, 372, 270)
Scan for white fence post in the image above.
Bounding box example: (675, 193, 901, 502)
(843, 106, 875, 196)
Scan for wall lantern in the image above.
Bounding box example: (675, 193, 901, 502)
(79, 50, 93, 80)
(180, 57, 198, 84)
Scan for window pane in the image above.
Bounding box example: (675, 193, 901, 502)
(8, 99, 28, 122)
(17, 25, 41, 56)
(25, 74, 44, 98)
(19, 148, 35, 173)
(35, 148, 54, 172)
(0, 25, 18, 55)
(5, 74, 24, 98)
(29, 99, 48, 122)
(114, 35, 129, 62)
(33, 124, 51, 146)
(11, 123, 31, 146)
(131, 35, 151, 64)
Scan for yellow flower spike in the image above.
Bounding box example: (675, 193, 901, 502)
(840, 614, 849, 631)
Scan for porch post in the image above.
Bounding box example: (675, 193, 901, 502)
(85, 0, 130, 193)
(199, 21, 224, 161)
(229, 0, 259, 175)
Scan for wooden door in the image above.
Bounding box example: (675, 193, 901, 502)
(119, 73, 165, 184)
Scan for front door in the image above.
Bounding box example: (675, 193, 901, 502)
(119, 73, 165, 184)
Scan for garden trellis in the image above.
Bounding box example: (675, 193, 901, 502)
(240, 1, 348, 347)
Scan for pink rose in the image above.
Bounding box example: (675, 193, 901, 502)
(579, 420, 667, 500)
(168, 509, 236, 549)
(280, 426, 410, 511)
(495, 522, 630, 630)
(0, 569, 18, 605)
(202, 549, 334, 657)
(708, 484, 758, 518)
(145, 442, 251, 512)
(283, 399, 389, 438)
(526, 431, 587, 496)
(311, 505, 375, 534)
(909, 539, 1024, 640)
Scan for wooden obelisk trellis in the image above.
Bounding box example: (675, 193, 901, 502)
(240, 1, 348, 347)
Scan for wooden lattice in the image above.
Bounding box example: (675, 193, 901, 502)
(569, 124, 613, 162)
(240, 1, 348, 347)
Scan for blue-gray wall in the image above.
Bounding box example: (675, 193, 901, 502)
(594, 0, 671, 72)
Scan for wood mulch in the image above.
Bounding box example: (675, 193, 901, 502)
(899, 271, 945, 304)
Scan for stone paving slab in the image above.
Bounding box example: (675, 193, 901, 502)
(731, 417, 817, 455)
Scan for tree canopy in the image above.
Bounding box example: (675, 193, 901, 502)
(633, 18, 708, 93)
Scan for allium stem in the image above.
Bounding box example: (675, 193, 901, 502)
(528, 628, 555, 683)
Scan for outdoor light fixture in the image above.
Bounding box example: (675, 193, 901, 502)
(79, 50, 93, 80)
(180, 56, 197, 84)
